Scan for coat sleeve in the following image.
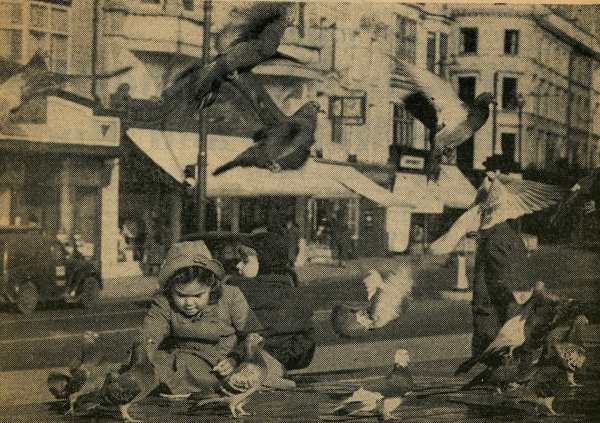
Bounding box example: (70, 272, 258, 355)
(142, 294, 172, 356)
(217, 286, 264, 364)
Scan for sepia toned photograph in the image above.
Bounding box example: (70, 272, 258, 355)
(1, 0, 599, 421)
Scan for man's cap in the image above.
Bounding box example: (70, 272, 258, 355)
(158, 240, 225, 287)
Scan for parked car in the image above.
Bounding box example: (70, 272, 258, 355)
(178, 231, 314, 370)
(181, 231, 298, 287)
(0, 226, 102, 314)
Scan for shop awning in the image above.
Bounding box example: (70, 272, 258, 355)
(326, 165, 413, 209)
(125, 128, 358, 199)
(436, 165, 477, 209)
(392, 172, 444, 214)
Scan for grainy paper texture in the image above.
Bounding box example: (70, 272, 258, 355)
(0, 0, 599, 421)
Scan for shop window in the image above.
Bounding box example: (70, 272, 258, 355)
(426, 32, 436, 72)
(331, 118, 343, 144)
(392, 103, 414, 147)
(504, 29, 519, 55)
(460, 27, 478, 54)
(502, 77, 518, 110)
(393, 15, 416, 70)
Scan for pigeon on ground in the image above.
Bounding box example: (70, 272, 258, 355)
(188, 333, 269, 418)
(331, 262, 413, 338)
(162, 2, 290, 111)
(452, 342, 585, 416)
(430, 171, 567, 255)
(0, 50, 131, 127)
(327, 349, 415, 420)
(47, 331, 112, 415)
(211, 85, 321, 175)
(455, 283, 562, 377)
(388, 56, 495, 181)
(99, 336, 159, 422)
(551, 167, 600, 225)
(497, 342, 586, 416)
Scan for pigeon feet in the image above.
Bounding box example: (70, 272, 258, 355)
(230, 402, 252, 418)
(120, 404, 141, 423)
(567, 372, 583, 387)
(267, 162, 282, 173)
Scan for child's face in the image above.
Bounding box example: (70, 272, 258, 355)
(171, 279, 212, 316)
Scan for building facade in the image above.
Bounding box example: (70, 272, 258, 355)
(447, 4, 600, 172)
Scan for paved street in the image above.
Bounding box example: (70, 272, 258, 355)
(1, 351, 599, 422)
(1, 242, 599, 421)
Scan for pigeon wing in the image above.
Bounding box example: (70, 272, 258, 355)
(392, 58, 467, 132)
(429, 205, 481, 255)
(480, 175, 567, 227)
(222, 72, 288, 128)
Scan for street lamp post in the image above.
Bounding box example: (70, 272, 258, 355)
(517, 93, 525, 167)
(197, 0, 212, 232)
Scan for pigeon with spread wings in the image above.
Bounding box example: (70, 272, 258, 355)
(162, 2, 290, 112)
(331, 261, 413, 338)
(211, 72, 322, 175)
(430, 171, 567, 255)
(388, 56, 495, 182)
(0, 50, 131, 127)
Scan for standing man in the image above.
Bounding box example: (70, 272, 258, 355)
(430, 164, 565, 357)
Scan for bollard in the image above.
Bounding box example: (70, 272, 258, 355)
(456, 252, 469, 290)
(440, 251, 473, 301)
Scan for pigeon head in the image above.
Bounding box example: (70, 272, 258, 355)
(244, 332, 265, 355)
(475, 92, 496, 106)
(294, 101, 322, 118)
(393, 349, 410, 368)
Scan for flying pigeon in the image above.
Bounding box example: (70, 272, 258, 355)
(211, 77, 321, 175)
(551, 167, 600, 225)
(0, 50, 131, 127)
(162, 2, 290, 111)
(455, 283, 562, 376)
(327, 349, 415, 420)
(99, 336, 159, 422)
(388, 56, 495, 181)
(188, 333, 269, 418)
(47, 331, 113, 415)
(331, 262, 413, 338)
(430, 171, 567, 255)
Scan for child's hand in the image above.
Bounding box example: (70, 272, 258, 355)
(213, 358, 237, 377)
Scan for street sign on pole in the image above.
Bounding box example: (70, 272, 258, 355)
(197, 0, 212, 232)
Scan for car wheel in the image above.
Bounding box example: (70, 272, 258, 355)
(79, 276, 101, 310)
(16, 282, 38, 315)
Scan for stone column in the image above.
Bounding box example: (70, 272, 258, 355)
(58, 158, 73, 236)
(100, 158, 120, 277)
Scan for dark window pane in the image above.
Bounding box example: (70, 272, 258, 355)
(461, 27, 478, 54)
(501, 133, 516, 162)
(439, 32, 448, 76)
(426, 32, 436, 72)
(504, 29, 519, 55)
(183, 0, 193, 11)
(502, 77, 518, 110)
(458, 76, 476, 103)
